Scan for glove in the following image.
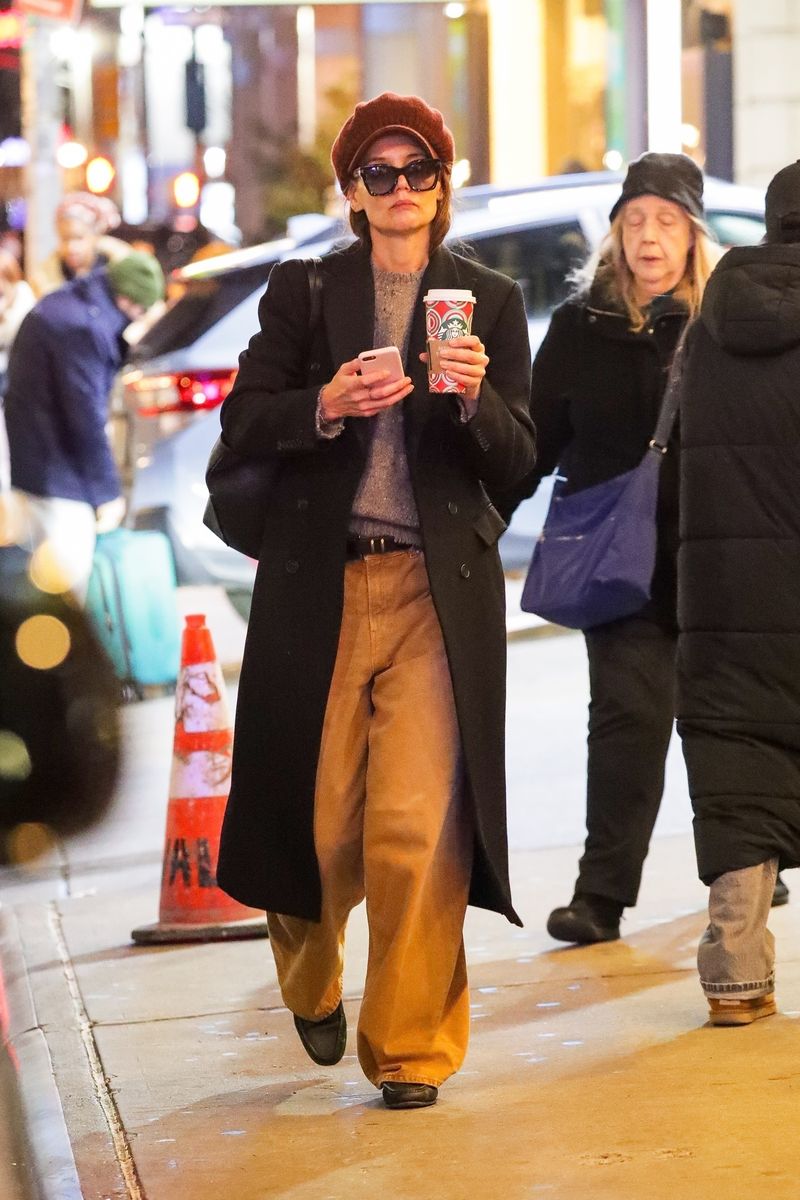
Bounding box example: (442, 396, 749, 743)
(95, 496, 126, 533)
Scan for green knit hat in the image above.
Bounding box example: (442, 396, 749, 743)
(106, 252, 165, 309)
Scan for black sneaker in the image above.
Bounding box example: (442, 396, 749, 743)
(546, 893, 622, 945)
(293, 1001, 347, 1066)
(772, 874, 790, 908)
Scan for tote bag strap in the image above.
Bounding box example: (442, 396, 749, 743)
(649, 321, 691, 454)
(303, 256, 323, 344)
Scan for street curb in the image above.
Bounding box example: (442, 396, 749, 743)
(0, 906, 83, 1200)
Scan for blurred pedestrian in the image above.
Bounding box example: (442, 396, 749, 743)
(0, 539, 121, 1197)
(0, 249, 35, 491)
(28, 193, 131, 299)
(1, 253, 165, 602)
(512, 153, 744, 946)
(216, 92, 535, 1108)
(0, 250, 33, 393)
(0, 543, 121, 862)
(677, 160, 800, 1025)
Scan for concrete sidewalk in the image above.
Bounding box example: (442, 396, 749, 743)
(3, 625, 799, 1198)
(4, 831, 800, 1199)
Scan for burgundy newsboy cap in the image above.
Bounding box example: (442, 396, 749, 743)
(331, 92, 455, 192)
(609, 151, 705, 223)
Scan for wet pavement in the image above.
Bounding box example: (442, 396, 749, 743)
(2, 624, 799, 1198)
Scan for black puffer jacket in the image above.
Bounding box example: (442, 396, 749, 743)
(677, 243, 800, 883)
(507, 283, 687, 627)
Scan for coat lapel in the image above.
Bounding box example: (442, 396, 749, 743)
(321, 243, 465, 460)
(322, 244, 375, 451)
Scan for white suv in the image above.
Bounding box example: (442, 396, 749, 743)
(117, 173, 765, 592)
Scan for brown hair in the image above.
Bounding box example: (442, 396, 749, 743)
(0, 249, 22, 286)
(573, 210, 723, 331)
(346, 162, 453, 256)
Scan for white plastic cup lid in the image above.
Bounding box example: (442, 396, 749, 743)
(423, 289, 476, 303)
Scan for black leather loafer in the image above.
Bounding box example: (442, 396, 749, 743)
(293, 1001, 347, 1066)
(381, 1082, 438, 1110)
(772, 874, 790, 907)
(546, 895, 621, 945)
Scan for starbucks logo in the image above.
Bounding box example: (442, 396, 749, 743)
(442, 315, 468, 339)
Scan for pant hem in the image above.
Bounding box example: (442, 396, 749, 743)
(701, 977, 774, 996)
(374, 1073, 443, 1089)
(288, 992, 343, 1023)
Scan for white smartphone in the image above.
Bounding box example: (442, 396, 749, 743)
(358, 346, 405, 383)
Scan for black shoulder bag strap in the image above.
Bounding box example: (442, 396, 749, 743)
(303, 256, 323, 356)
(203, 256, 325, 557)
(648, 320, 691, 457)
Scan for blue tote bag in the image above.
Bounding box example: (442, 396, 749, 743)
(521, 354, 682, 630)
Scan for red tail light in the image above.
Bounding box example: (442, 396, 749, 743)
(124, 369, 238, 417)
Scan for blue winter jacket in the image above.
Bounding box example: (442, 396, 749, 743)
(5, 270, 128, 507)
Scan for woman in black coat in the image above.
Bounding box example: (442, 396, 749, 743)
(677, 161, 800, 1026)
(517, 153, 729, 945)
(216, 93, 535, 1108)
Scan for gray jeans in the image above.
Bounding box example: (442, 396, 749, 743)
(698, 858, 778, 998)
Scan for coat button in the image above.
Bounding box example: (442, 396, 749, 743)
(297, 498, 308, 511)
(448, 501, 459, 515)
(286, 560, 299, 574)
(588, 314, 597, 323)
(460, 563, 471, 579)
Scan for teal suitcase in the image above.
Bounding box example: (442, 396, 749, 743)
(86, 529, 180, 696)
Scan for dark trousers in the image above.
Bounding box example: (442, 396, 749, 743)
(577, 616, 677, 907)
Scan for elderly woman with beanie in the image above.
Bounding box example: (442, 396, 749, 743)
(677, 160, 800, 1025)
(513, 152, 751, 946)
(2, 252, 165, 601)
(216, 93, 535, 1109)
(29, 193, 130, 299)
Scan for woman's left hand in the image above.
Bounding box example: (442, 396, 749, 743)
(419, 335, 489, 417)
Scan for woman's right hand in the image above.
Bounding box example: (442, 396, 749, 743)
(319, 358, 413, 420)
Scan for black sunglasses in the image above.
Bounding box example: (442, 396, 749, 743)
(352, 158, 443, 197)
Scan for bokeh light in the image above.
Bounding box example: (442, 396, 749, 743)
(28, 541, 74, 595)
(173, 171, 201, 209)
(15, 615, 72, 671)
(7, 823, 55, 865)
(0, 730, 32, 781)
(86, 155, 116, 195)
(57, 140, 89, 170)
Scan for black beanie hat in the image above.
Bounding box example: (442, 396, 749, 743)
(765, 160, 800, 243)
(609, 152, 705, 223)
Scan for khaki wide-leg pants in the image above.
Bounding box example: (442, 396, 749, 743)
(267, 550, 474, 1088)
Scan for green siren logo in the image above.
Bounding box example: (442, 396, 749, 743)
(442, 313, 468, 338)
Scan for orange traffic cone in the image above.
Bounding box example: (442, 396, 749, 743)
(132, 613, 268, 944)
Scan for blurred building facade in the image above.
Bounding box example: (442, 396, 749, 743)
(0, 1, 798, 259)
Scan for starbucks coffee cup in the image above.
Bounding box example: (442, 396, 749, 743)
(424, 289, 476, 394)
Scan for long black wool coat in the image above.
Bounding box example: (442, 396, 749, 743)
(677, 243, 800, 884)
(216, 241, 536, 924)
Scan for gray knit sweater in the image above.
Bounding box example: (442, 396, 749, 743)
(349, 265, 424, 546)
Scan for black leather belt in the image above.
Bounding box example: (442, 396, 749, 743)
(346, 534, 415, 560)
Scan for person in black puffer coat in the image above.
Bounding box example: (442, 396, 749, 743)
(677, 160, 800, 1026)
